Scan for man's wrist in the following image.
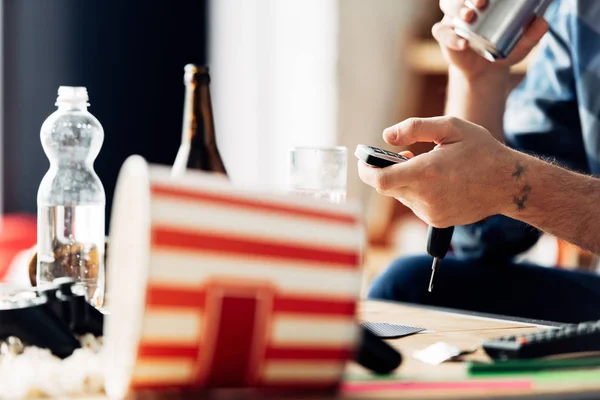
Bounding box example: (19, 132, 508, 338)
(448, 64, 510, 92)
(494, 149, 554, 222)
(492, 151, 600, 254)
(446, 65, 511, 143)
(489, 147, 531, 217)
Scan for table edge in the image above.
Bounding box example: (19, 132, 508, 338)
(364, 299, 566, 328)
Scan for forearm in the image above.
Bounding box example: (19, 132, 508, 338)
(445, 66, 511, 142)
(498, 150, 600, 255)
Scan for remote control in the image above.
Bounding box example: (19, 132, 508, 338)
(354, 325, 402, 374)
(482, 320, 600, 360)
(354, 144, 409, 168)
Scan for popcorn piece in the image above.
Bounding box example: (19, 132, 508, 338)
(1, 337, 24, 356)
(0, 340, 105, 399)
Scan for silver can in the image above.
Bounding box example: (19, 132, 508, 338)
(452, 0, 554, 62)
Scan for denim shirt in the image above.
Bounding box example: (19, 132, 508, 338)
(453, 0, 600, 260)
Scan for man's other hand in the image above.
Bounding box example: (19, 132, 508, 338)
(433, 0, 548, 81)
(357, 117, 515, 228)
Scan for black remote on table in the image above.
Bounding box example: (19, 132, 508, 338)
(483, 320, 600, 360)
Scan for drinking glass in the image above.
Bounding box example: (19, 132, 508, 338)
(289, 146, 348, 204)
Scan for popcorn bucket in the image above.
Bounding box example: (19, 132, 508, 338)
(103, 156, 365, 399)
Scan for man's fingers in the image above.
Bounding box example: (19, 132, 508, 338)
(383, 117, 463, 147)
(440, 0, 465, 17)
(399, 150, 415, 159)
(469, 0, 487, 9)
(521, 17, 549, 47)
(357, 159, 422, 193)
(432, 23, 467, 51)
(459, 7, 477, 23)
(439, 0, 487, 17)
(509, 17, 548, 61)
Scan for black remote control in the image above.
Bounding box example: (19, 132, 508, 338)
(482, 320, 600, 360)
(354, 325, 403, 374)
(354, 144, 409, 168)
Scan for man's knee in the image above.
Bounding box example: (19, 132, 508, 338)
(367, 254, 433, 302)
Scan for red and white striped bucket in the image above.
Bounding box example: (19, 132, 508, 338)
(103, 155, 365, 399)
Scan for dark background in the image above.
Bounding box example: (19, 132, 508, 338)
(2, 0, 208, 232)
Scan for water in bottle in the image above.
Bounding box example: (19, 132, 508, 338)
(37, 86, 106, 307)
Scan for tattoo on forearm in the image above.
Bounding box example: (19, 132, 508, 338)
(512, 162, 527, 181)
(513, 184, 531, 211)
(512, 162, 531, 211)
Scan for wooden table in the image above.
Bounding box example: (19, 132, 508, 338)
(344, 300, 600, 399)
(81, 300, 600, 400)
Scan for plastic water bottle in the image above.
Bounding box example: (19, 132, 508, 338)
(37, 86, 106, 307)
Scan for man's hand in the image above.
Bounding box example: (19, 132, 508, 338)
(434, 0, 549, 81)
(357, 117, 514, 228)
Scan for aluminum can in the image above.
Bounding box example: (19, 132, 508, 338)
(452, 0, 554, 62)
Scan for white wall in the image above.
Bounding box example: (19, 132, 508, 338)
(209, 0, 338, 193)
(209, 0, 424, 203)
(208, 0, 263, 188)
(337, 0, 424, 205)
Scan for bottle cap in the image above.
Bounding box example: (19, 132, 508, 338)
(56, 86, 90, 106)
(183, 64, 210, 85)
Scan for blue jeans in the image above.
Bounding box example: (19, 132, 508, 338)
(367, 255, 600, 323)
